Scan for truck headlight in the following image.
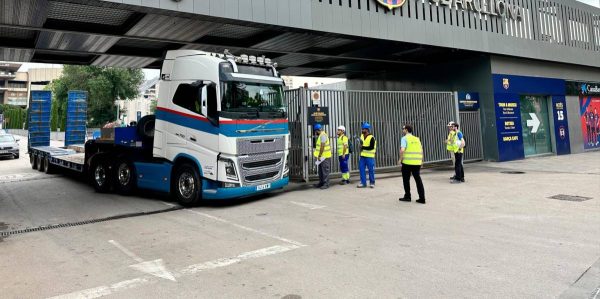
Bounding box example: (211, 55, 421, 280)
(219, 158, 238, 180)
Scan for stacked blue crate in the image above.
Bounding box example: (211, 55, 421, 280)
(28, 91, 52, 148)
(65, 91, 88, 147)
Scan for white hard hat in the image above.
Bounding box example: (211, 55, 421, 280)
(337, 125, 346, 132)
(447, 121, 456, 127)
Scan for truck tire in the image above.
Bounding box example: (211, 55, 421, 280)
(90, 158, 112, 193)
(30, 154, 38, 170)
(43, 157, 53, 174)
(172, 163, 202, 206)
(137, 115, 155, 139)
(37, 155, 45, 172)
(114, 159, 136, 195)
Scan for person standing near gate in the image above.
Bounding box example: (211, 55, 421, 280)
(398, 124, 425, 204)
(337, 125, 351, 185)
(450, 122, 466, 183)
(313, 124, 332, 189)
(446, 121, 457, 177)
(357, 122, 376, 189)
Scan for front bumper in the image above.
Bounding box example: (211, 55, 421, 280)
(202, 177, 289, 200)
(0, 149, 19, 157)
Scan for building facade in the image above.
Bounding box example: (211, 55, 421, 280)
(0, 63, 62, 107)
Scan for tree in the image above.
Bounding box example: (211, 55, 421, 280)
(48, 66, 144, 128)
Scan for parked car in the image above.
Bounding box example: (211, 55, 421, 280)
(0, 133, 20, 159)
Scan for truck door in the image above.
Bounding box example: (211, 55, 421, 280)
(186, 82, 219, 180)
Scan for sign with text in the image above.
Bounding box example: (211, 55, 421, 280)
(494, 94, 525, 161)
(458, 92, 480, 111)
(307, 106, 329, 126)
(552, 96, 571, 155)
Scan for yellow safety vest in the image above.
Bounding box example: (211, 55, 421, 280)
(314, 131, 332, 158)
(402, 134, 423, 166)
(360, 134, 376, 158)
(451, 131, 464, 154)
(337, 135, 349, 156)
(446, 131, 456, 151)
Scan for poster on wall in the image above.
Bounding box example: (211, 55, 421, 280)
(552, 96, 571, 155)
(580, 94, 600, 150)
(494, 94, 525, 161)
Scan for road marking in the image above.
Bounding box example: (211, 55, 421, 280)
(161, 201, 177, 207)
(108, 240, 144, 263)
(289, 201, 326, 210)
(48, 244, 300, 299)
(108, 240, 176, 282)
(186, 210, 306, 247)
(592, 287, 600, 299)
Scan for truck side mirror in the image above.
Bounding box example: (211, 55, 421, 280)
(201, 86, 208, 117)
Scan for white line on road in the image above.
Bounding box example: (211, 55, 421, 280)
(161, 201, 177, 207)
(186, 209, 306, 247)
(289, 201, 326, 210)
(48, 244, 300, 299)
(108, 240, 144, 263)
(592, 287, 600, 299)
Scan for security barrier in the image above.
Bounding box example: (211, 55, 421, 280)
(286, 88, 483, 181)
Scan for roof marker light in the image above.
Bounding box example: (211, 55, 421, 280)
(249, 55, 257, 64)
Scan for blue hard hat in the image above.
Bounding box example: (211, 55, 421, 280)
(314, 124, 322, 131)
(361, 122, 371, 130)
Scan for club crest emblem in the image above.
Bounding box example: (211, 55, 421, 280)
(376, 0, 407, 10)
(502, 78, 510, 90)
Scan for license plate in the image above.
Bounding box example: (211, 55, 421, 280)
(256, 183, 271, 191)
(0, 150, 7, 154)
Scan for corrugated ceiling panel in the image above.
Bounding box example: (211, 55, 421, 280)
(275, 54, 326, 67)
(0, 48, 33, 62)
(252, 33, 349, 52)
(0, 0, 49, 27)
(92, 55, 156, 68)
(36, 32, 120, 53)
(126, 15, 221, 42)
(206, 24, 264, 39)
(278, 67, 322, 76)
(0, 28, 36, 40)
(48, 1, 132, 25)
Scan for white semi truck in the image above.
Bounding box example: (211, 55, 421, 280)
(29, 50, 290, 205)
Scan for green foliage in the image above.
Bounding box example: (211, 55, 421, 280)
(0, 104, 27, 129)
(149, 99, 157, 114)
(48, 65, 144, 128)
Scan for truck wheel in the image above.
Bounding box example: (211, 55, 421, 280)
(115, 159, 136, 195)
(173, 163, 202, 206)
(37, 155, 45, 172)
(91, 159, 112, 193)
(43, 157, 53, 174)
(30, 154, 38, 169)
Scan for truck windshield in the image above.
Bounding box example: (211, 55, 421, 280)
(220, 81, 287, 119)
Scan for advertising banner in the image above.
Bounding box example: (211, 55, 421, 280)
(580, 95, 600, 150)
(552, 96, 571, 155)
(494, 93, 525, 161)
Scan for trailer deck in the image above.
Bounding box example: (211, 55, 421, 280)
(30, 146, 85, 172)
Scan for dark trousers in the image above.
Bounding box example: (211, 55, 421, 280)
(454, 152, 464, 180)
(401, 163, 425, 199)
(318, 158, 331, 187)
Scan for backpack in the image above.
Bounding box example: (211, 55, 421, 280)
(347, 137, 354, 154)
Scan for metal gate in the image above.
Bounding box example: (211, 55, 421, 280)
(459, 111, 484, 162)
(285, 88, 482, 181)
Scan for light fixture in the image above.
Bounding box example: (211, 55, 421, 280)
(249, 55, 257, 64)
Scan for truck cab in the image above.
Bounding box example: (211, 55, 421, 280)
(152, 50, 289, 204)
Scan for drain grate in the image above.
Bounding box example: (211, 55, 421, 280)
(0, 206, 183, 237)
(549, 194, 592, 202)
(501, 171, 526, 174)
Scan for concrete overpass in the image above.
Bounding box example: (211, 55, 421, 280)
(0, 0, 598, 78)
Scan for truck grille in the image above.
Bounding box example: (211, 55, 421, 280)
(237, 137, 285, 155)
(239, 152, 284, 186)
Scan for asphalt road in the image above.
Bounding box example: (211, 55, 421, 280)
(1, 139, 599, 298)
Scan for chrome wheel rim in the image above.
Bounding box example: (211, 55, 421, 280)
(117, 163, 130, 185)
(95, 165, 106, 186)
(178, 172, 195, 199)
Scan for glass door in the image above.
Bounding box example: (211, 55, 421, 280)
(520, 96, 552, 156)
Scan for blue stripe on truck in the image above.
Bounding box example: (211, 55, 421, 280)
(202, 177, 289, 200)
(134, 162, 172, 193)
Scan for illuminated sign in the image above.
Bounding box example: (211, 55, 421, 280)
(429, 0, 523, 21)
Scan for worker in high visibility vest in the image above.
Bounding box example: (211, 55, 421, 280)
(336, 125, 351, 185)
(446, 121, 457, 171)
(398, 124, 426, 204)
(450, 122, 465, 184)
(357, 122, 376, 188)
(313, 124, 332, 189)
